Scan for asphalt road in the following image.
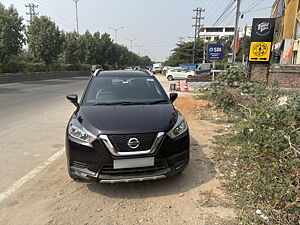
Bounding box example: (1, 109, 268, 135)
(0, 77, 90, 193)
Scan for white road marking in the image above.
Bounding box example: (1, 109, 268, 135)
(0, 148, 64, 203)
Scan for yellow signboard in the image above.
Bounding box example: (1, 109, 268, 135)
(249, 42, 272, 62)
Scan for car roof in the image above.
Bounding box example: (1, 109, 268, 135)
(95, 70, 150, 77)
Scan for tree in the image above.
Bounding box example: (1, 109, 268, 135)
(237, 35, 251, 62)
(165, 40, 204, 66)
(60, 31, 79, 64)
(0, 3, 25, 63)
(74, 30, 151, 67)
(216, 35, 251, 63)
(26, 16, 63, 66)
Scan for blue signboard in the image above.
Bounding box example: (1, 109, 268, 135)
(179, 64, 197, 70)
(208, 44, 224, 61)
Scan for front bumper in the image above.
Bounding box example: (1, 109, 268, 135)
(66, 131, 190, 183)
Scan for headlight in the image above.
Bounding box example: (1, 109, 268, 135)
(167, 116, 188, 138)
(68, 118, 97, 143)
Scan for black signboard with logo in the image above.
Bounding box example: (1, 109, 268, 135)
(250, 18, 276, 42)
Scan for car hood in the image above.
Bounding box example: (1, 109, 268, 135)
(77, 104, 178, 135)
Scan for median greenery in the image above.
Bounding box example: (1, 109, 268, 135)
(0, 3, 152, 73)
(199, 67, 300, 224)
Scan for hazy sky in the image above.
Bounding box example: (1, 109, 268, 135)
(3, 0, 275, 61)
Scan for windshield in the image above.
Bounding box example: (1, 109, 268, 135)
(83, 76, 169, 105)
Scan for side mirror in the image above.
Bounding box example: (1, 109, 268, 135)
(66, 94, 79, 108)
(169, 93, 178, 103)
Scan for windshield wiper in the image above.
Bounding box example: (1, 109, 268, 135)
(148, 99, 169, 105)
(92, 102, 147, 106)
(92, 103, 116, 106)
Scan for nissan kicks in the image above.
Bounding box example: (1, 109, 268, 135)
(65, 70, 190, 183)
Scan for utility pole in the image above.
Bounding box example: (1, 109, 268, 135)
(203, 42, 206, 64)
(73, 0, 79, 34)
(232, 0, 241, 64)
(108, 26, 124, 44)
(25, 3, 39, 22)
(192, 7, 205, 64)
(127, 38, 136, 51)
(242, 25, 247, 64)
(178, 37, 185, 44)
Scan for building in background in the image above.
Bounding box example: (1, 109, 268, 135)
(199, 26, 252, 42)
(271, 0, 300, 64)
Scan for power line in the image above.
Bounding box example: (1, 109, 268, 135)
(32, 0, 89, 31)
(25, 3, 39, 22)
(242, 6, 271, 14)
(212, 0, 235, 27)
(244, 0, 265, 13)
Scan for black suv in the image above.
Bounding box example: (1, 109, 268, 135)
(66, 71, 190, 183)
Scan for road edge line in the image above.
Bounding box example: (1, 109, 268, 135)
(0, 148, 64, 204)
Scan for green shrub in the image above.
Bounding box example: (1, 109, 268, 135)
(26, 63, 48, 72)
(0, 62, 89, 73)
(0, 62, 27, 73)
(200, 66, 300, 224)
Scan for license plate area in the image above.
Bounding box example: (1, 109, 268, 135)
(113, 157, 154, 169)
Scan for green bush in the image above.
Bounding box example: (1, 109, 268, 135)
(26, 63, 48, 72)
(0, 62, 27, 73)
(200, 66, 300, 224)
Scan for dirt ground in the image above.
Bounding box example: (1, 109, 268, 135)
(0, 95, 237, 225)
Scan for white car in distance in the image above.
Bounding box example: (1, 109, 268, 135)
(166, 68, 195, 81)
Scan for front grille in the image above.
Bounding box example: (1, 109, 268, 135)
(108, 133, 157, 152)
(100, 161, 168, 177)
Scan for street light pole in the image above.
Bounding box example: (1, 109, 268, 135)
(127, 38, 136, 51)
(73, 0, 79, 34)
(136, 45, 143, 56)
(108, 26, 124, 44)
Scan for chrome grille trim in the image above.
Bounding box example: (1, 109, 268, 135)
(99, 132, 165, 156)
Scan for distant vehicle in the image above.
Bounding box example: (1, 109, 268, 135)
(134, 66, 141, 71)
(194, 63, 224, 76)
(152, 66, 162, 74)
(153, 63, 162, 68)
(91, 65, 102, 74)
(152, 63, 162, 74)
(166, 68, 195, 81)
(125, 67, 133, 71)
(194, 63, 212, 75)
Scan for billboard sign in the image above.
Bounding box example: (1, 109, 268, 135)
(208, 44, 224, 60)
(250, 18, 276, 42)
(249, 42, 272, 62)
